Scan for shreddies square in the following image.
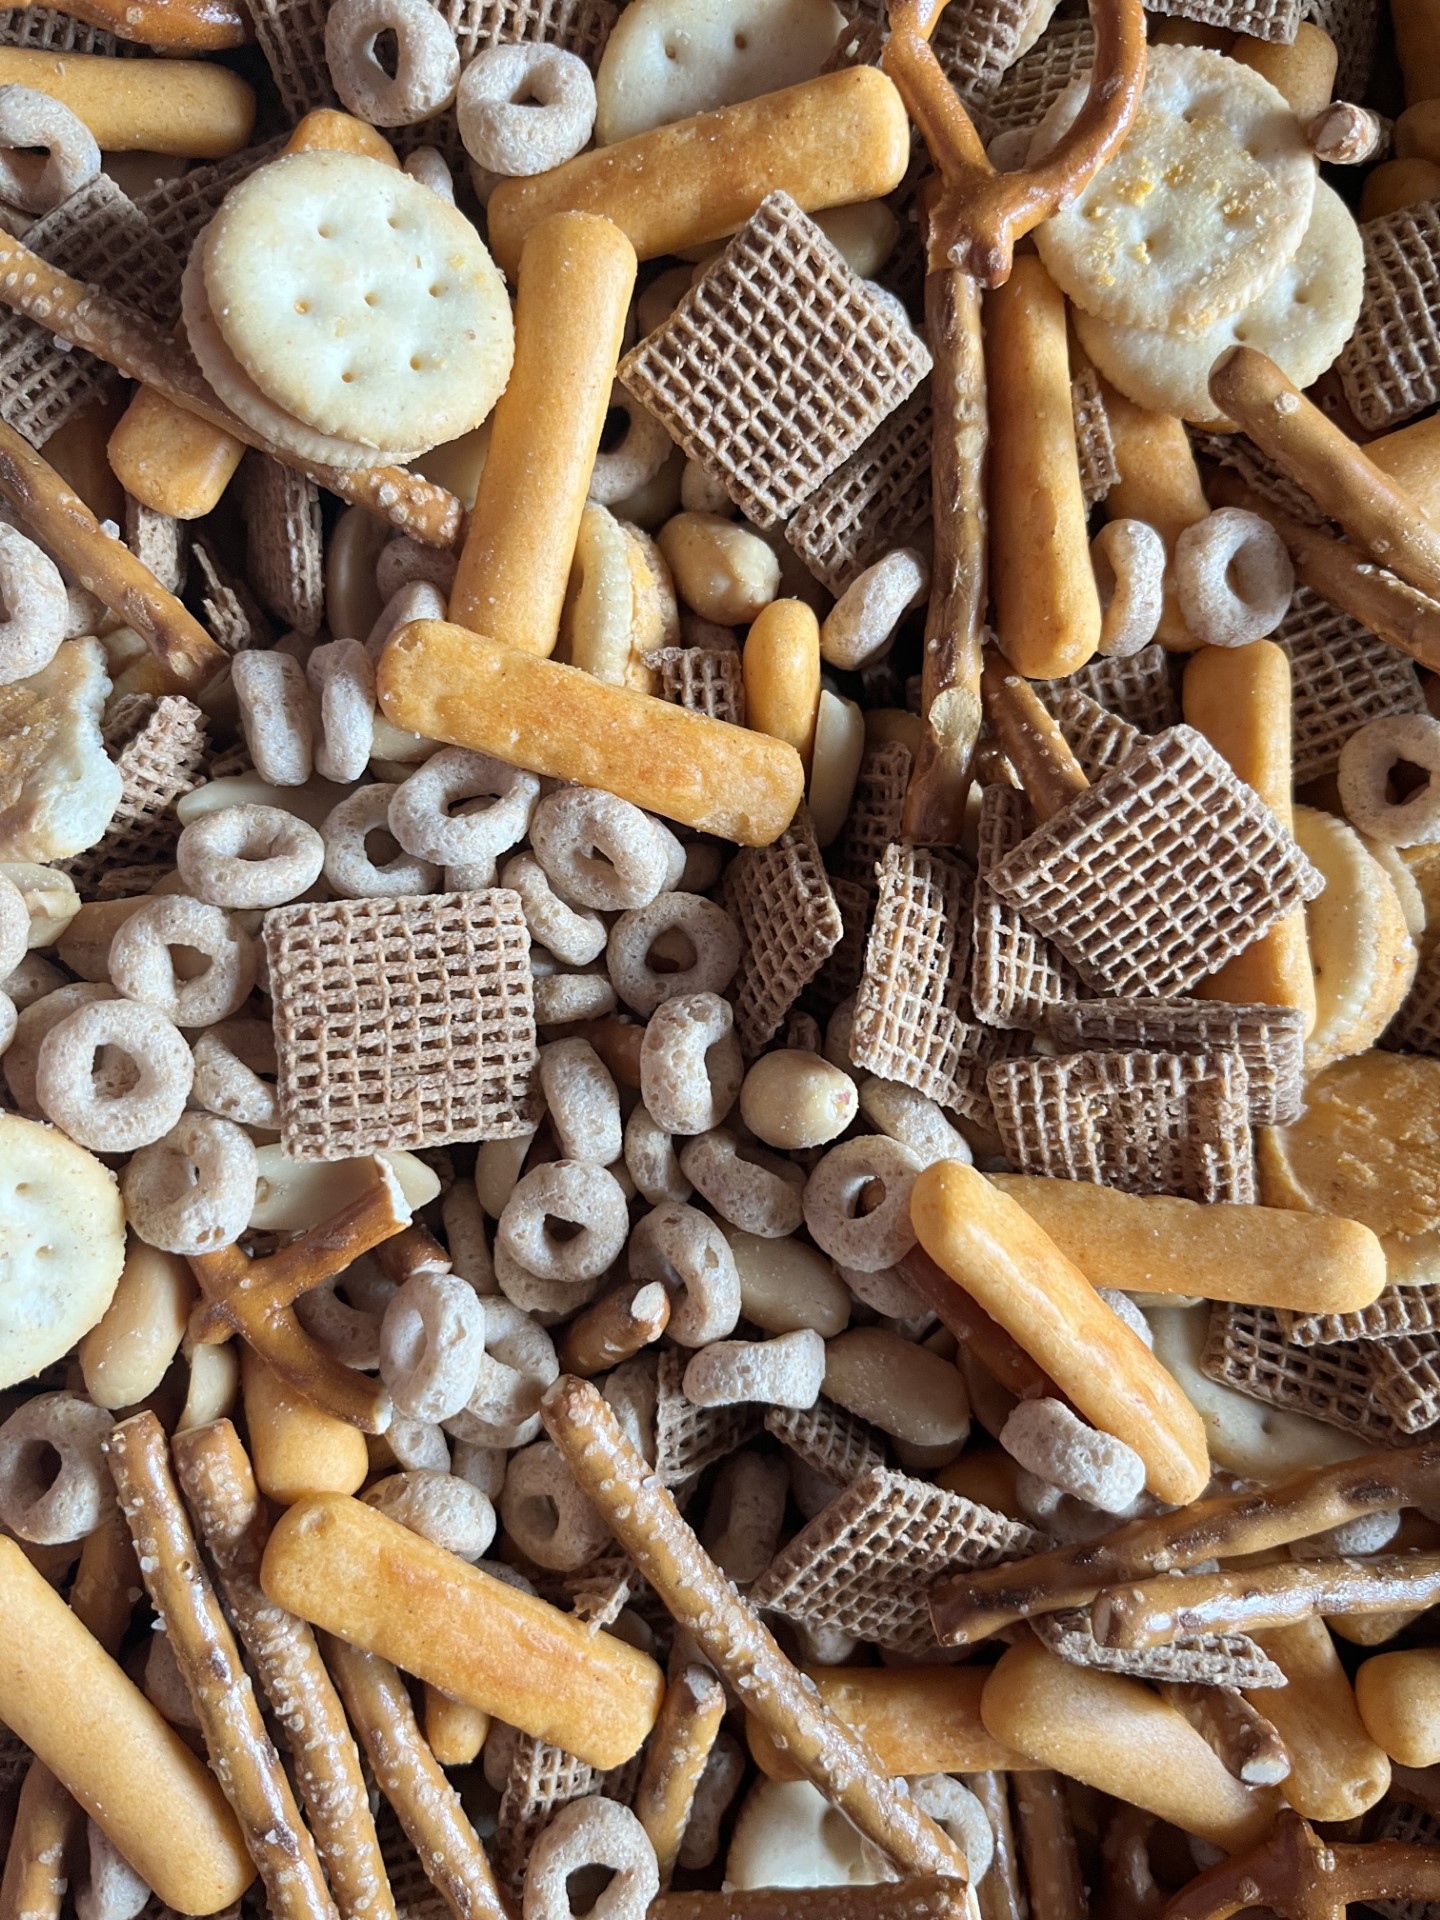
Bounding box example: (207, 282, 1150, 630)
(1031, 1608, 1287, 1688)
(721, 804, 843, 1055)
(264, 890, 539, 1160)
(1048, 995, 1306, 1125)
(1273, 584, 1426, 786)
(971, 783, 1080, 1033)
(785, 383, 933, 593)
(1338, 201, 1440, 432)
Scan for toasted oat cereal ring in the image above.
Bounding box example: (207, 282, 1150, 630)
(379, 1270, 487, 1422)
(388, 746, 540, 872)
(819, 548, 928, 672)
(606, 893, 742, 1016)
(639, 991, 743, 1136)
(1338, 714, 1440, 846)
(0, 85, 99, 215)
(587, 383, 673, 508)
(376, 534, 457, 604)
(502, 852, 607, 966)
(295, 1259, 395, 1368)
(231, 648, 314, 788)
(107, 895, 258, 1029)
(1174, 508, 1294, 649)
(448, 1294, 558, 1448)
(1000, 1396, 1147, 1515)
(362, 1467, 495, 1560)
(500, 1438, 612, 1571)
(1091, 519, 1166, 659)
(623, 1102, 691, 1206)
(0, 992, 15, 1056)
(189, 1019, 278, 1129)
(681, 1328, 826, 1410)
(177, 804, 325, 909)
(0, 522, 68, 686)
(498, 1160, 629, 1285)
(4, 981, 116, 1117)
(36, 998, 192, 1152)
(524, 1795, 658, 1920)
(540, 1037, 622, 1166)
(307, 638, 376, 785)
(321, 784, 440, 899)
(530, 787, 672, 911)
(324, 0, 461, 128)
(802, 1135, 922, 1274)
(628, 1197, 741, 1347)
(0, 1390, 112, 1545)
(120, 1112, 258, 1257)
(679, 1128, 804, 1240)
(78, 1818, 151, 1920)
(492, 1229, 611, 1317)
(457, 43, 596, 179)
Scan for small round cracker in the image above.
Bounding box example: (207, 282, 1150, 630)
(1073, 182, 1363, 425)
(202, 149, 514, 452)
(1029, 46, 1316, 331)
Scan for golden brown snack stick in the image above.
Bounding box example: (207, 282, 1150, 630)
(1012, 1773, 1086, 1920)
(1396, 98, 1440, 161)
(486, 69, 911, 277)
(378, 619, 805, 845)
(1093, 1554, 1440, 1648)
(1370, 409, 1440, 516)
(1360, 154, 1440, 218)
(985, 258, 1100, 679)
(556, 1277, 671, 1377)
(172, 1421, 394, 1920)
(240, 1349, 370, 1505)
(1391, 0, 1440, 104)
(1245, 1618, 1390, 1821)
(964, 1775, 1023, 1920)
(322, 1638, 508, 1920)
(635, 1663, 726, 1888)
(911, 1162, 1210, 1507)
(978, 653, 1089, 822)
(0, 47, 253, 154)
(1161, 1809, 1440, 1920)
(1102, 383, 1208, 648)
(1159, 1685, 1291, 1786)
(540, 1374, 972, 1881)
(422, 1689, 489, 1768)
(650, 1886, 977, 1920)
(0, 1536, 252, 1915)
(744, 599, 822, 772)
(6, 0, 250, 50)
(260, 1495, 664, 1770)
(746, 1667, 1040, 1781)
(451, 213, 635, 656)
(1231, 21, 1338, 113)
(1355, 1649, 1440, 1766)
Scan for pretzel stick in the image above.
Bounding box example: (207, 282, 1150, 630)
(373, 1223, 450, 1286)
(7, 0, 251, 49)
(651, 1886, 977, 1920)
(978, 653, 1089, 821)
(557, 1278, 671, 1376)
(896, 1247, 1051, 1401)
(962, 1774, 1024, 1920)
(1159, 1686, 1290, 1787)
(321, 1637, 509, 1920)
(1012, 1773, 1086, 1920)
(0, 230, 462, 548)
(634, 1663, 726, 1889)
(1158, 1808, 1440, 1920)
(1093, 1553, 1440, 1649)
(1307, 102, 1389, 162)
(105, 1411, 337, 1920)
(540, 1375, 972, 1882)
(1101, 1807, 1167, 1920)
(172, 1421, 394, 1920)
(929, 1439, 1440, 1645)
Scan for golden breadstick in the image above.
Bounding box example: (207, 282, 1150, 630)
(985, 257, 1099, 679)
(1397, 96, 1440, 158)
(1012, 1773, 1086, 1920)
(378, 619, 804, 845)
(978, 653, 1089, 821)
(1355, 1649, 1440, 1766)
(1371, 409, 1440, 514)
(0, 1536, 252, 1914)
(1159, 1685, 1290, 1787)
(635, 1664, 727, 1888)
(260, 1494, 664, 1769)
(450, 213, 636, 656)
(422, 1690, 489, 1768)
(1392, 0, 1440, 104)
(486, 68, 910, 277)
(556, 1277, 671, 1377)
(1102, 382, 1208, 648)
(911, 1161, 1210, 1506)
(1245, 1618, 1390, 1821)
(743, 599, 823, 772)
(0, 417, 225, 692)
(1093, 1554, 1440, 1648)
(42, 393, 125, 522)
(1231, 22, 1338, 114)
(240, 1349, 369, 1504)
(286, 108, 398, 165)
(106, 1413, 337, 1920)
(987, 1174, 1386, 1313)
(746, 1666, 1040, 1781)
(172, 1421, 393, 1920)
(651, 1887, 976, 1920)
(931, 1440, 1440, 1646)
(6, 0, 250, 50)
(322, 1638, 508, 1920)
(0, 48, 253, 155)
(979, 1639, 1278, 1850)
(1362, 154, 1440, 217)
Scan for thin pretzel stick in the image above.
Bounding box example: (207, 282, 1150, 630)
(540, 1375, 972, 1883)
(171, 1421, 394, 1920)
(1158, 1808, 1440, 1920)
(929, 1439, 1440, 1646)
(897, 1247, 1052, 1402)
(104, 1411, 337, 1920)
(1101, 1807, 1166, 1920)
(557, 1278, 671, 1377)
(1307, 103, 1388, 162)
(979, 651, 1090, 821)
(962, 1774, 1023, 1920)
(0, 418, 225, 693)
(7, 0, 252, 48)
(0, 231, 462, 549)
(651, 1885, 977, 1920)
(320, 1637, 509, 1920)
(1093, 1553, 1440, 1649)
(1012, 1772, 1086, 1920)
(373, 1223, 451, 1286)
(634, 1663, 726, 1890)
(1158, 1686, 1290, 1787)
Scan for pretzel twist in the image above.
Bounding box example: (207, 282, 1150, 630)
(1160, 1810, 1440, 1920)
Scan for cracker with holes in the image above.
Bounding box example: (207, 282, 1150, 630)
(1029, 46, 1315, 332)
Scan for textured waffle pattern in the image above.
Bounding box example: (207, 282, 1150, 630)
(765, 1397, 888, 1486)
(265, 890, 539, 1160)
(1036, 642, 1179, 736)
(1308, 0, 1379, 95)
(1203, 1302, 1400, 1445)
(1369, 1333, 1440, 1434)
(376, 1803, 448, 1920)
(1190, 428, 1327, 527)
(971, 784, 1079, 1033)
(0, 7, 136, 49)
(243, 0, 337, 118)
(137, 139, 286, 313)
(723, 806, 843, 1055)
(831, 741, 912, 892)
(1146, 0, 1299, 38)
(243, 457, 325, 637)
(987, 1050, 1255, 1203)
(749, 1465, 1040, 1654)
(930, 0, 1033, 112)
(987, 725, 1324, 999)
(1049, 997, 1305, 1127)
(1032, 1609, 1286, 1687)
(564, 1551, 635, 1633)
(785, 384, 932, 594)
(192, 539, 272, 655)
(810, 874, 872, 1014)
(1371, 1799, 1440, 1920)
(648, 646, 746, 725)
(1281, 1284, 1440, 1348)
(59, 695, 209, 898)
(436, 0, 617, 60)
(125, 497, 186, 596)
(1072, 361, 1120, 505)
(495, 1736, 601, 1894)
(1389, 943, 1440, 1056)
(1053, 687, 1144, 784)
(1339, 203, 1440, 432)
(978, 17, 1095, 139)
(1275, 585, 1425, 787)
(622, 193, 931, 529)
(654, 1348, 761, 1487)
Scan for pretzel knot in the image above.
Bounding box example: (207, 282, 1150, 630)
(883, 0, 1147, 285)
(1161, 1811, 1440, 1920)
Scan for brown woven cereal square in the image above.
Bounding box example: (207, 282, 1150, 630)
(621, 192, 932, 531)
(124, 497, 186, 597)
(137, 140, 286, 311)
(0, 7, 138, 50)
(654, 1349, 761, 1488)
(971, 783, 1080, 1034)
(565, 1551, 636, 1634)
(928, 0, 1035, 114)
(1145, 0, 1300, 41)
(495, 1735, 602, 1893)
(241, 0, 338, 119)
(785, 384, 932, 595)
(1338, 203, 1440, 433)
(1371, 1798, 1440, 1920)
(986, 725, 1325, 1001)
(647, 646, 746, 726)
(375, 1803, 448, 1920)
(1051, 688, 1145, 784)
(1202, 1302, 1401, 1445)
(831, 740, 912, 893)
(1273, 585, 1426, 788)
(764, 1396, 889, 1487)
(1032, 1609, 1287, 1688)
(1071, 360, 1120, 507)
(823, 12, 886, 68)
(809, 875, 872, 1015)
(1279, 1284, 1440, 1348)
(986, 1049, 1255, 1204)
(1035, 643, 1180, 737)
(58, 695, 209, 899)
(976, 16, 1095, 140)
(1306, 0, 1379, 97)
(1048, 997, 1305, 1128)
(241, 456, 325, 637)
(1388, 944, 1440, 1057)
(264, 890, 540, 1161)
(1367, 1333, 1440, 1434)
(721, 806, 843, 1056)
(749, 1465, 1041, 1655)
(191, 539, 273, 656)
(438, 0, 618, 63)
(1190, 429, 1327, 528)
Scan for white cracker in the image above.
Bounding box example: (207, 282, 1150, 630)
(0, 639, 121, 866)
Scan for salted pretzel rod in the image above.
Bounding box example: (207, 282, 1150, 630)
(0, 231, 462, 548)
(651, 1885, 978, 1920)
(896, 1246, 1052, 1402)
(1012, 1773, 1087, 1920)
(172, 1421, 394, 1920)
(5, 0, 250, 47)
(929, 1440, 1440, 1645)
(106, 1411, 338, 1920)
(1093, 1553, 1440, 1649)
(1159, 1686, 1290, 1787)
(372, 1223, 450, 1287)
(634, 1663, 727, 1889)
(321, 1636, 510, 1920)
(556, 1278, 672, 1377)
(963, 1774, 1025, 1920)
(540, 1374, 973, 1884)
(1159, 1809, 1440, 1920)
(1101, 1807, 1167, 1920)
(978, 652, 1091, 819)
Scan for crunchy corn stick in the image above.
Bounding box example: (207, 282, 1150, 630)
(1093, 1554, 1440, 1649)
(0, 47, 254, 155)
(1244, 1620, 1390, 1823)
(746, 1667, 1041, 1781)
(634, 1664, 726, 1889)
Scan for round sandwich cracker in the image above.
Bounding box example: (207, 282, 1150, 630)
(1028, 46, 1316, 332)
(1073, 181, 1363, 425)
(202, 149, 514, 453)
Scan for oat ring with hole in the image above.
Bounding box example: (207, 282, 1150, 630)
(1338, 713, 1440, 847)
(0, 1391, 114, 1545)
(324, 0, 461, 128)
(35, 998, 193, 1153)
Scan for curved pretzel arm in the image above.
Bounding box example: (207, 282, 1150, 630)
(1160, 1812, 1440, 1920)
